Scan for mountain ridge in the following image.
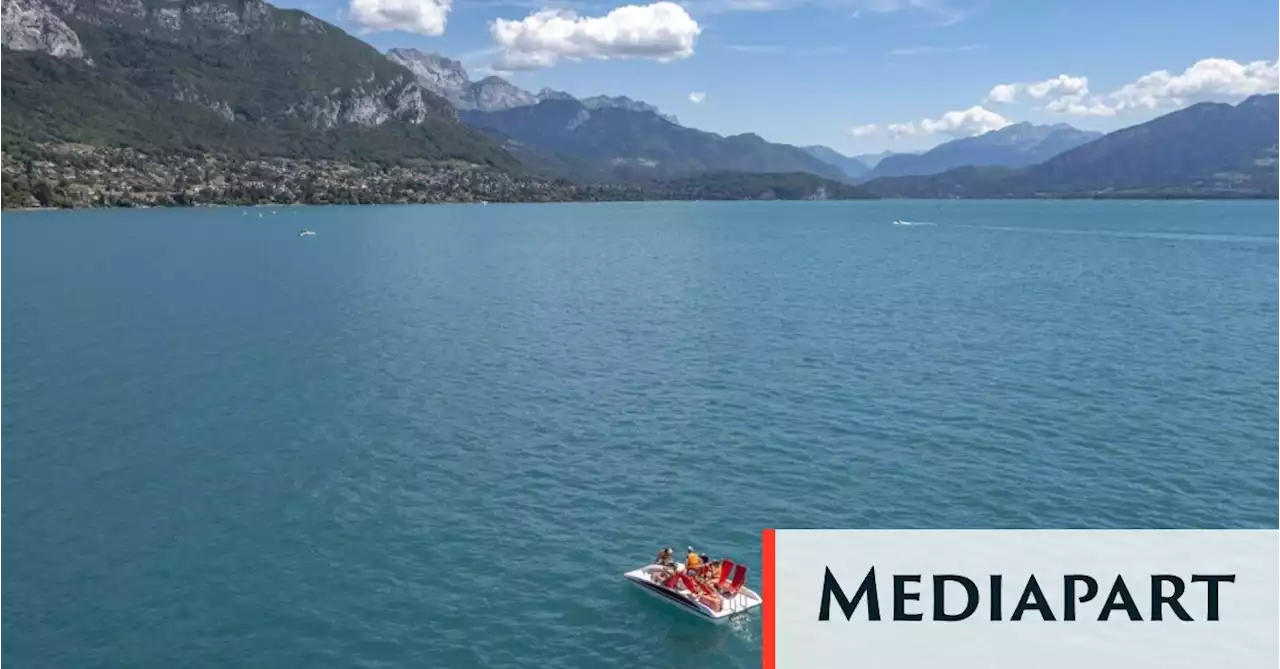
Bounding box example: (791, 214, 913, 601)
(460, 98, 851, 183)
(862, 95, 1279, 198)
(866, 122, 1104, 179)
(2, 0, 529, 169)
(802, 146, 870, 179)
(385, 48, 679, 123)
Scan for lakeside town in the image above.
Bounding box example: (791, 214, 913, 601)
(1, 144, 636, 209)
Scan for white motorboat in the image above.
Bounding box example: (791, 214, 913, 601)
(623, 558, 762, 624)
(298, 229, 316, 237)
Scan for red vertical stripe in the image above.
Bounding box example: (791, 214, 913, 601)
(762, 528, 776, 669)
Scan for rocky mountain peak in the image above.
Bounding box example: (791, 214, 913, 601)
(467, 76, 538, 111)
(386, 48, 469, 98)
(580, 95, 678, 124)
(385, 49, 679, 122)
(536, 88, 576, 102)
(2, 0, 84, 58)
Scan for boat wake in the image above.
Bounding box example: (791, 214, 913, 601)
(953, 223, 1275, 244)
(893, 220, 936, 227)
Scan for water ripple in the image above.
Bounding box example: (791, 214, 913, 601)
(2, 201, 1276, 668)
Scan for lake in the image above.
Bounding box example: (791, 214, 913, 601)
(3, 200, 1277, 668)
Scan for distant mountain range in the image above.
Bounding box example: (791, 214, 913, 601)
(801, 124, 1101, 184)
(801, 146, 870, 179)
(862, 95, 1279, 198)
(854, 150, 917, 168)
(385, 49, 679, 123)
(865, 123, 1103, 179)
(459, 99, 850, 183)
(384, 50, 848, 183)
(2, 0, 864, 206)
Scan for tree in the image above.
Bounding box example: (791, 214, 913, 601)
(33, 180, 55, 207)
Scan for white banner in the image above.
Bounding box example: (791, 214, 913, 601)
(766, 530, 1278, 669)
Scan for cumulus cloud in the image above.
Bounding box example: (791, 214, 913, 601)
(855, 106, 1009, 140)
(1044, 95, 1115, 117)
(1026, 74, 1088, 100)
(349, 0, 451, 36)
(982, 59, 1277, 118)
(985, 83, 1018, 104)
(885, 122, 919, 138)
(852, 106, 1009, 140)
(985, 74, 1088, 104)
(916, 105, 1010, 137)
(982, 73, 1111, 117)
(1107, 58, 1279, 111)
(490, 2, 701, 70)
(688, 91, 706, 103)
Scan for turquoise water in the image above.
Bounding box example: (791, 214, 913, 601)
(3, 200, 1277, 668)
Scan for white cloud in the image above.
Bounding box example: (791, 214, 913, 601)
(1026, 74, 1088, 100)
(851, 106, 1009, 140)
(985, 83, 1019, 104)
(917, 105, 1010, 137)
(982, 59, 1278, 118)
(688, 91, 706, 103)
(1044, 95, 1115, 117)
(1107, 58, 1279, 111)
(349, 0, 451, 36)
(982, 73, 1115, 117)
(490, 2, 702, 70)
(886, 122, 918, 138)
(984, 74, 1088, 104)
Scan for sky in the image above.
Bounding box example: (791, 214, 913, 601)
(276, 0, 1280, 155)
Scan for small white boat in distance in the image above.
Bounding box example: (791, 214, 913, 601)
(624, 558, 762, 624)
(298, 229, 316, 237)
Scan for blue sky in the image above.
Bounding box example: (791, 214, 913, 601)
(277, 0, 1279, 155)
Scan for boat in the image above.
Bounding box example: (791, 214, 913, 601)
(298, 229, 316, 237)
(623, 555, 762, 623)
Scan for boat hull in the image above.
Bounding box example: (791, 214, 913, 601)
(624, 565, 762, 624)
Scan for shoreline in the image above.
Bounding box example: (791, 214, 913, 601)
(4, 194, 1276, 213)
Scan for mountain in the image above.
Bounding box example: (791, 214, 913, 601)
(862, 95, 1279, 198)
(2, 0, 521, 170)
(385, 48, 677, 122)
(581, 95, 678, 124)
(853, 150, 913, 168)
(460, 98, 850, 183)
(636, 171, 873, 200)
(802, 146, 869, 179)
(866, 123, 1103, 179)
(385, 49, 538, 112)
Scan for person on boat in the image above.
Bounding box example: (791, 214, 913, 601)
(685, 547, 703, 572)
(704, 560, 722, 584)
(655, 547, 674, 566)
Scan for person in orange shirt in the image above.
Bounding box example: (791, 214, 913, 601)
(685, 547, 703, 572)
